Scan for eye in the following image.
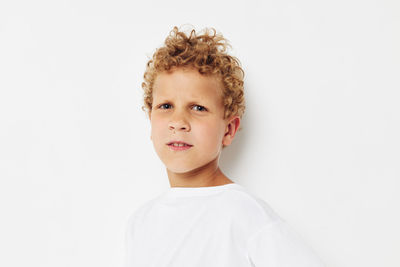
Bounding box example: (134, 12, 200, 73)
(192, 105, 207, 112)
(159, 103, 171, 109)
(158, 103, 207, 112)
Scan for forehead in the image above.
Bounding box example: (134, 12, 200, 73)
(153, 68, 223, 100)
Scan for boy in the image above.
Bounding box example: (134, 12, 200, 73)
(125, 25, 325, 267)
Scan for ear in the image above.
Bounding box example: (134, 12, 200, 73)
(222, 115, 240, 146)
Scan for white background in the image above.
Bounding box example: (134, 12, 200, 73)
(1, 0, 399, 266)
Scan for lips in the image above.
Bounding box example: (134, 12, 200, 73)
(166, 140, 193, 146)
(167, 141, 193, 151)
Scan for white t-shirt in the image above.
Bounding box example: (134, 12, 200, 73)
(124, 183, 325, 267)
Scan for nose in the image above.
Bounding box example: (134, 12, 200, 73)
(168, 111, 190, 132)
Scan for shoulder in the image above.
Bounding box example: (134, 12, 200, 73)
(231, 185, 326, 266)
(219, 185, 285, 230)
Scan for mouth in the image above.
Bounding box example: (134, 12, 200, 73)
(166, 141, 193, 151)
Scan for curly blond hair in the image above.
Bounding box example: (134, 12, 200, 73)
(141, 25, 245, 130)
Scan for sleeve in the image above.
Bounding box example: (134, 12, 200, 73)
(246, 220, 326, 267)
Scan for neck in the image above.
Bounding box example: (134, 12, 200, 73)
(166, 156, 233, 188)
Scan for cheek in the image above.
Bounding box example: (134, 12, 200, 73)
(196, 121, 225, 146)
(150, 119, 166, 140)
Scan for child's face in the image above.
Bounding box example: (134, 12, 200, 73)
(149, 67, 239, 174)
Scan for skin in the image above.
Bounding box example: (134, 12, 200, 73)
(148, 67, 241, 188)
